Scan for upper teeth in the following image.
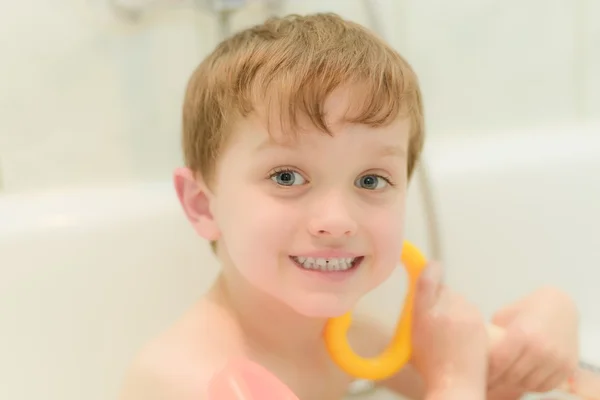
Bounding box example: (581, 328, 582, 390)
(292, 256, 356, 271)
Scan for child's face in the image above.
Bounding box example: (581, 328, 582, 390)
(203, 96, 410, 317)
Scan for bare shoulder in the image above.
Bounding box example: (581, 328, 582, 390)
(119, 299, 244, 400)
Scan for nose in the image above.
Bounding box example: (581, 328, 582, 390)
(307, 195, 358, 239)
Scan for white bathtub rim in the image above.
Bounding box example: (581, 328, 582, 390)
(425, 122, 600, 178)
(580, 328, 600, 368)
(0, 181, 179, 237)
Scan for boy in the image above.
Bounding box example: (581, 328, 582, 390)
(120, 13, 579, 399)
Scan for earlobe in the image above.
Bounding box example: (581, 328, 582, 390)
(173, 167, 221, 241)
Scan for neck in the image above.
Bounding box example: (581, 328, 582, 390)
(209, 263, 329, 361)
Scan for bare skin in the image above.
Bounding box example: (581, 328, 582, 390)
(119, 263, 487, 400)
(119, 276, 418, 400)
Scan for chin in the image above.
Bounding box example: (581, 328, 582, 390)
(288, 293, 357, 318)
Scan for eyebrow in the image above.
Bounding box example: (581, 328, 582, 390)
(377, 145, 407, 159)
(255, 138, 297, 152)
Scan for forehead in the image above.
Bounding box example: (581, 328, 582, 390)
(255, 118, 410, 155)
(222, 117, 408, 165)
(233, 87, 411, 153)
(226, 121, 409, 167)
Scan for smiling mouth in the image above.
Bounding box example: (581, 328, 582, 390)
(289, 256, 364, 272)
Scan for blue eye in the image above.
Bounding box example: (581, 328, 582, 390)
(355, 174, 389, 190)
(270, 170, 306, 186)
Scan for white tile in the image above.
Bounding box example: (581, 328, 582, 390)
(0, 3, 207, 192)
(402, 0, 579, 133)
(583, 0, 600, 118)
(283, 0, 366, 23)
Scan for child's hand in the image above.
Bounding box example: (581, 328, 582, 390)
(411, 262, 488, 397)
(487, 286, 579, 395)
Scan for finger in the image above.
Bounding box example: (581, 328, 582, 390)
(488, 352, 524, 390)
(429, 283, 454, 315)
(518, 356, 556, 392)
(486, 386, 525, 400)
(488, 333, 527, 388)
(414, 261, 444, 312)
(518, 346, 565, 392)
(491, 302, 520, 327)
(535, 359, 575, 393)
(503, 346, 539, 388)
(522, 365, 563, 393)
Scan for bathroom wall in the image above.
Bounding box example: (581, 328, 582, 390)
(0, 2, 203, 192)
(402, 0, 595, 133)
(0, 0, 598, 193)
(584, 0, 600, 116)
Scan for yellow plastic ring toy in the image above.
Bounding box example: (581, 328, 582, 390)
(323, 241, 427, 381)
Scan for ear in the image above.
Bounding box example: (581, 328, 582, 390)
(173, 167, 221, 241)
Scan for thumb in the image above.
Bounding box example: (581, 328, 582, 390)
(491, 301, 521, 328)
(414, 261, 444, 313)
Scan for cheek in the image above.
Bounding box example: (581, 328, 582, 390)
(367, 204, 406, 263)
(217, 186, 299, 259)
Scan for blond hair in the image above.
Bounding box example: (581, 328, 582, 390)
(181, 13, 425, 251)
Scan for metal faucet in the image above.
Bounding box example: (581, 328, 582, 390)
(109, 0, 283, 39)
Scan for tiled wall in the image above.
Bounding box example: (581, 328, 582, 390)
(584, 0, 600, 116)
(0, 0, 598, 193)
(404, 0, 581, 132)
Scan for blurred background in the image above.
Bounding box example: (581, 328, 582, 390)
(0, 1, 598, 399)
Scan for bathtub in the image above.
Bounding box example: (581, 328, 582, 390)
(1, 124, 599, 400)
(0, 182, 220, 400)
